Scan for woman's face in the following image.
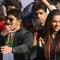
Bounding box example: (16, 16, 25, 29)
(51, 15, 60, 32)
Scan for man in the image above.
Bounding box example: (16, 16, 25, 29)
(32, 1, 48, 31)
(3, 0, 22, 15)
(0, 0, 22, 32)
(29, 2, 48, 60)
(0, 9, 33, 60)
(32, 2, 48, 43)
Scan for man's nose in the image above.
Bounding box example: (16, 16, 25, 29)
(37, 13, 41, 18)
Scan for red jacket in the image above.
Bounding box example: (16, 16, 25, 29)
(0, 20, 6, 32)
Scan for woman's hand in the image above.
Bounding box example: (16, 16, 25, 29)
(38, 37, 45, 47)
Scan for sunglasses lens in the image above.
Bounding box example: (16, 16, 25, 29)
(6, 18, 13, 25)
(8, 18, 13, 22)
(6, 18, 13, 22)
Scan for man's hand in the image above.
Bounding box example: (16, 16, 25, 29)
(1, 25, 12, 36)
(1, 23, 17, 36)
(42, 0, 48, 4)
(1, 46, 12, 54)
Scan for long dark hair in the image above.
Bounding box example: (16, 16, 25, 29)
(54, 30, 60, 54)
(42, 9, 60, 58)
(44, 9, 60, 42)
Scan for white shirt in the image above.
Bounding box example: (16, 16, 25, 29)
(47, 5, 56, 14)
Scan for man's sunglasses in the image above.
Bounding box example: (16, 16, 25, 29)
(6, 18, 13, 22)
(6, 18, 13, 25)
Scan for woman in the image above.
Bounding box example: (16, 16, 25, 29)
(38, 9, 60, 60)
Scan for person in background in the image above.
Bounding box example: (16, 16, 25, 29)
(0, 9, 33, 60)
(23, 2, 34, 32)
(3, 0, 22, 13)
(38, 9, 60, 60)
(0, 5, 6, 32)
(53, 0, 60, 10)
(34, 0, 56, 13)
(41, 0, 56, 13)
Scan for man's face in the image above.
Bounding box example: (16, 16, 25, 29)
(34, 9, 47, 26)
(6, 14, 20, 31)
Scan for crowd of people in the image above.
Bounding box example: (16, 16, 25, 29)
(0, 0, 60, 60)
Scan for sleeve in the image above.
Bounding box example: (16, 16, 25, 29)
(0, 32, 4, 41)
(37, 46, 48, 60)
(12, 32, 33, 53)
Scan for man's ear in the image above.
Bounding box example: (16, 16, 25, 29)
(46, 12, 48, 16)
(18, 19, 21, 23)
(17, 19, 22, 25)
(46, 12, 48, 18)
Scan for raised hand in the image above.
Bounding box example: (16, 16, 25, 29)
(38, 37, 45, 47)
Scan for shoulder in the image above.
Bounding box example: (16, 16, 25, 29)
(19, 27, 33, 37)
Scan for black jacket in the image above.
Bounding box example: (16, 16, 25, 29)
(37, 29, 60, 60)
(0, 27, 33, 60)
